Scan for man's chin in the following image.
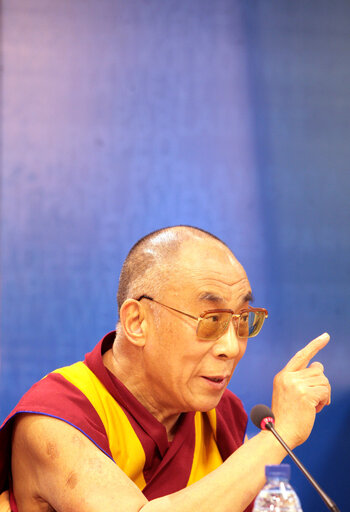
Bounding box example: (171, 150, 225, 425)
(192, 392, 226, 413)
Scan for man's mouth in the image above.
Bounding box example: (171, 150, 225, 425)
(203, 376, 225, 383)
(201, 375, 229, 389)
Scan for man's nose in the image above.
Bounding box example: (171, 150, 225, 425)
(212, 320, 241, 359)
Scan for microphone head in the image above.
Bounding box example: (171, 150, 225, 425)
(251, 404, 275, 430)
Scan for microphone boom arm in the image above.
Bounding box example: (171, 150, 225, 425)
(264, 421, 340, 512)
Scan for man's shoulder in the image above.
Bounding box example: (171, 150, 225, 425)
(1, 357, 114, 447)
(1, 361, 91, 425)
(0, 332, 113, 433)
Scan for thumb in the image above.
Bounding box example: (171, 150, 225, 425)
(309, 361, 324, 371)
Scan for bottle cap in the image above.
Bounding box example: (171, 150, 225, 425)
(265, 464, 291, 480)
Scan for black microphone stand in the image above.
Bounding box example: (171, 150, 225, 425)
(264, 421, 340, 512)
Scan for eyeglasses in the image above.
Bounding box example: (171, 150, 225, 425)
(137, 295, 268, 341)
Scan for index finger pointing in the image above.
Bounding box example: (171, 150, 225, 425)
(284, 333, 330, 372)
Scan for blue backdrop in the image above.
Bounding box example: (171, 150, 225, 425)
(1, 1, 349, 510)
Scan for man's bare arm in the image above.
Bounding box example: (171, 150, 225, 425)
(12, 334, 331, 512)
(12, 414, 148, 512)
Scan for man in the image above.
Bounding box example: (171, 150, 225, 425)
(0, 226, 331, 511)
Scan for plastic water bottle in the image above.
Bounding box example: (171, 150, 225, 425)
(253, 464, 303, 512)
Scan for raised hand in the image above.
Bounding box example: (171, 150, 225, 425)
(271, 333, 331, 448)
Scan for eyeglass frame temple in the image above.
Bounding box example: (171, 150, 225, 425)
(137, 295, 268, 321)
(137, 295, 199, 320)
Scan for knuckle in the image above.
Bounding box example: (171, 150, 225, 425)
(274, 370, 299, 394)
(273, 371, 288, 388)
(295, 382, 307, 398)
(294, 349, 305, 361)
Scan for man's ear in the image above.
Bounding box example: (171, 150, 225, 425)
(119, 299, 147, 347)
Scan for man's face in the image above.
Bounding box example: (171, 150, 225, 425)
(141, 237, 252, 416)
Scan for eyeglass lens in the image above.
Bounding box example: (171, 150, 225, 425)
(197, 311, 265, 341)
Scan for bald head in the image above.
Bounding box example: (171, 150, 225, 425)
(117, 226, 234, 312)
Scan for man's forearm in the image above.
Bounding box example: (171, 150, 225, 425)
(141, 431, 287, 512)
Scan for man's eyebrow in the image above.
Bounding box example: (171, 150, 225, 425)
(198, 291, 254, 302)
(198, 290, 254, 307)
(242, 291, 254, 304)
(198, 292, 225, 303)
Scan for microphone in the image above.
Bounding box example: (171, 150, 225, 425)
(250, 404, 340, 512)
